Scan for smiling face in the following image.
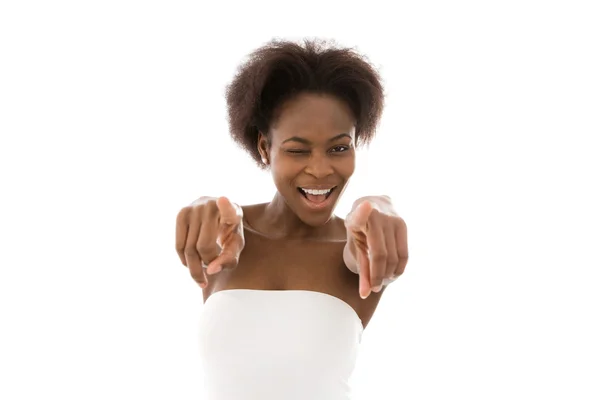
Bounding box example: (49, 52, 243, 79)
(258, 92, 357, 227)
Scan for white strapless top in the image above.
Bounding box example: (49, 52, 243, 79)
(197, 289, 364, 400)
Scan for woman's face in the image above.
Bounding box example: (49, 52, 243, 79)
(258, 92, 357, 226)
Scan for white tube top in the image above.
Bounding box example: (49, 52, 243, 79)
(197, 289, 364, 400)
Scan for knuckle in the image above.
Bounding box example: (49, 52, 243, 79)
(190, 272, 205, 284)
(371, 276, 384, 286)
(382, 277, 396, 286)
(370, 270, 385, 282)
(196, 242, 215, 255)
(176, 206, 192, 223)
(371, 252, 387, 263)
(191, 204, 206, 218)
(183, 246, 198, 257)
(387, 256, 399, 268)
(203, 200, 219, 214)
(185, 207, 204, 226)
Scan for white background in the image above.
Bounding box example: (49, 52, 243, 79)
(1, 1, 599, 399)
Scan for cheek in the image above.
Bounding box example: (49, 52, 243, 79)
(335, 155, 355, 178)
(269, 162, 301, 189)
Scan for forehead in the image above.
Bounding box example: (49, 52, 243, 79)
(270, 93, 356, 141)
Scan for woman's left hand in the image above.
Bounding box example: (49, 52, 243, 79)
(345, 196, 408, 299)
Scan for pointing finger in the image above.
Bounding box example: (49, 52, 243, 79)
(207, 233, 244, 272)
(358, 249, 371, 299)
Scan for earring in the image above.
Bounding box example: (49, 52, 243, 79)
(262, 157, 268, 165)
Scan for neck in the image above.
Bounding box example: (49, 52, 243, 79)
(253, 192, 335, 239)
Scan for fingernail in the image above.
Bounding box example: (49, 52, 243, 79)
(373, 285, 382, 293)
(208, 265, 222, 275)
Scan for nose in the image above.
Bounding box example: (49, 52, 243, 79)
(304, 152, 334, 179)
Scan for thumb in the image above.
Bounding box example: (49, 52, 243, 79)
(206, 245, 241, 271)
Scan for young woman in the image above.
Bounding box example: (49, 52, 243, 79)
(175, 38, 408, 400)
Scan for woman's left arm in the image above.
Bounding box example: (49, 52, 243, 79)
(343, 195, 409, 299)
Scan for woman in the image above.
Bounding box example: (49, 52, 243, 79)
(175, 38, 408, 400)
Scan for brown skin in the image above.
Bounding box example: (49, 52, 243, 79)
(344, 196, 408, 297)
(207, 203, 384, 329)
(176, 92, 389, 329)
(255, 92, 357, 234)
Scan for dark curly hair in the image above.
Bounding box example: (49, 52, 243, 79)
(225, 38, 385, 169)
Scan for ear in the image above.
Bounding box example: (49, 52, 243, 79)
(257, 132, 271, 165)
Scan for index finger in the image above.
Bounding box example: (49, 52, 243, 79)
(357, 249, 371, 299)
(216, 196, 243, 225)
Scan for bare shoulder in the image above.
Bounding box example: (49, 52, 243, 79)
(240, 203, 268, 230)
(240, 203, 267, 216)
(330, 214, 348, 240)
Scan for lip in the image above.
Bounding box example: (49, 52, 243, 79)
(298, 186, 337, 211)
(298, 185, 337, 190)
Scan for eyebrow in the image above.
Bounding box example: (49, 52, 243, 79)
(281, 133, 352, 145)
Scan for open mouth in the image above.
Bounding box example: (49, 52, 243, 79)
(297, 186, 336, 206)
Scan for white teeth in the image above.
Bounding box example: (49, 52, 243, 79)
(301, 188, 332, 196)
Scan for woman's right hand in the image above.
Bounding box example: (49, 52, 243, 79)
(175, 196, 245, 288)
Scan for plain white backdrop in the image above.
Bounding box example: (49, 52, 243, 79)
(1, 1, 599, 399)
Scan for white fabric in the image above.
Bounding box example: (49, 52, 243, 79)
(198, 289, 364, 400)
